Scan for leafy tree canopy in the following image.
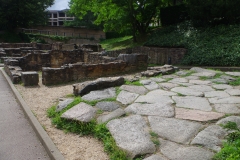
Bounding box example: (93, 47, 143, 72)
(69, 0, 171, 41)
(0, 0, 54, 30)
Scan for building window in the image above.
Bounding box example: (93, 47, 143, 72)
(53, 22, 57, 26)
(53, 14, 57, 18)
(59, 21, 64, 26)
(59, 12, 65, 17)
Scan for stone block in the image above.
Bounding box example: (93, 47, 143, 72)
(21, 71, 39, 86)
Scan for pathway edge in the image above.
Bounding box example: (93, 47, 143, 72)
(0, 68, 65, 160)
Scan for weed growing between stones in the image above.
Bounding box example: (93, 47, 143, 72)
(65, 94, 75, 98)
(97, 109, 104, 114)
(213, 122, 240, 160)
(199, 76, 208, 80)
(47, 97, 129, 160)
(125, 80, 143, 86)
(116, 87, 122, 96)
(229, 77, 240, 86)
(181, 70, 196, 77)
(150, 131, 160, 146)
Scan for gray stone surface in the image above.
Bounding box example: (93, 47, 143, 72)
(73, 76, 124, 96)
(204, 91, 230, 98)
(160, 139, 214, 160)
(61, 102, 96, 122)
(150, 77, 166, 83)
(189, 85, 214, 92)
(125, 103, 174, 117)
(117, 90, 139, 105)
(135, 95, 174, 104)
(190, 67, 219, 73)
(191, 125, 227, 151)
(173, 96, 212, 111)
(159, 83, 179, 90)
(169, 78, 188, 83)
(214, 104, 240, 114)
(107, 115, 155, 158)
(143, 154, 168, 160)
(220, 75, 236, 81)
(212, 84, 233, 90)
(120, 85, 148, 95)
(189, 80, 212, 85)
(162, 74, 179, 79)
(140, 80, 159, 90)
(56, 98, 74, 112)
(208, 97, 240, 104)
(175, 108, 224, 122)
(82, 87, 116, 101)
(97, 108, 125, 124)
(185, 75, 200, 80)
(147, 89, 177, 96)
(225, 89, 240, 96)
(149, 116, 202, 144)
(192, 72, 216, 77)
(225, 72, 240, 77)
(175, 70, 192, 76)
(210, 78, 228, 84)
(217, 116, 240, 129)
(171, 87, 204, 97)
(95, 101, 120, 111)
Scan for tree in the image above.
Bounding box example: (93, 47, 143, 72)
(0, 0, 54, 30)
(186, 0, 240, 26)
(69, 0, 164, 42)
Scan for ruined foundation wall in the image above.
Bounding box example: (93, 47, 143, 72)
(107, 46, 187, 65)
(42, 54, 148, 85)
(19, 50, 85, 71)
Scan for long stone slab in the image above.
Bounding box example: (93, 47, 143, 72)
(107, 115, 156, 158)
(189, 80, 212, 85)
(135, 95, 174, 104)
(159, 83, 179, 90)
(125, 103, 174, 117)
(82, 87, 116, 101)
(171, 87, 204, 97)
(175, 108, 224, 122)
(204, 91, 230, 98)
(191, 125, 227, 151)
(225, 72, 240, 77)
(61, 102, 96, 122)
(192, 72, 216, 77)
(214, 104, 240, 114)
(212, 84, 233, 90)
(208, 97, 240, 104)
(160, 139, 214, 160)
(172, 96, 212, 111)
(147, 89, 177, 96)
(120, 85, 148, 95)
(225, 89, 240, 96)
(169, 78, 188, 83)
(188, 85, 215, 92)
(117, 90, 139, 105)
(149, 117, 203, 144)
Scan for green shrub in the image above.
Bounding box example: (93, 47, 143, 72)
(145, 22, 240, 66)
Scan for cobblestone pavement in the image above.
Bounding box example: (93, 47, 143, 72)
(59, 68, 240, 160)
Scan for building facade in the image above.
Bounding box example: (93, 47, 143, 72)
(47, 9, 75, 26)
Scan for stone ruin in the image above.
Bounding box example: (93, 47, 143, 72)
(1, 42, 149, 86)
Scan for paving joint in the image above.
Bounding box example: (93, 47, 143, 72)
(0, 68, 65, 160)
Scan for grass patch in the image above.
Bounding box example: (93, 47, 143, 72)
(199, 76, 208, 80)
(214, 121, 240, 160)
(65, 94, 75, 98)
(97, 109, 104, 114)
(47, 97, 129, 160)
(124, 80, 143, 86)
(229, 77, 240, 86)
(100, 36, 145, 51)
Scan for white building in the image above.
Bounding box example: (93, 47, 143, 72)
(47, 9, 75, 26)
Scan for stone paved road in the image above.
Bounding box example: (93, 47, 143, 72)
(60, 68, 240, 160)
(0, 71, 50, 160)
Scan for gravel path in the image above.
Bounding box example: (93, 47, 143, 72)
(15, 75, 109, 160)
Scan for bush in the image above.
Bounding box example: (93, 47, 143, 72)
(145, 21, 240, 66)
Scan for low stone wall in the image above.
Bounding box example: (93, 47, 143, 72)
(0, 43, 51, 50)
(42, 54, 148, 85)
(19, 49, 86, 71)
(107, 46, 187, 65)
